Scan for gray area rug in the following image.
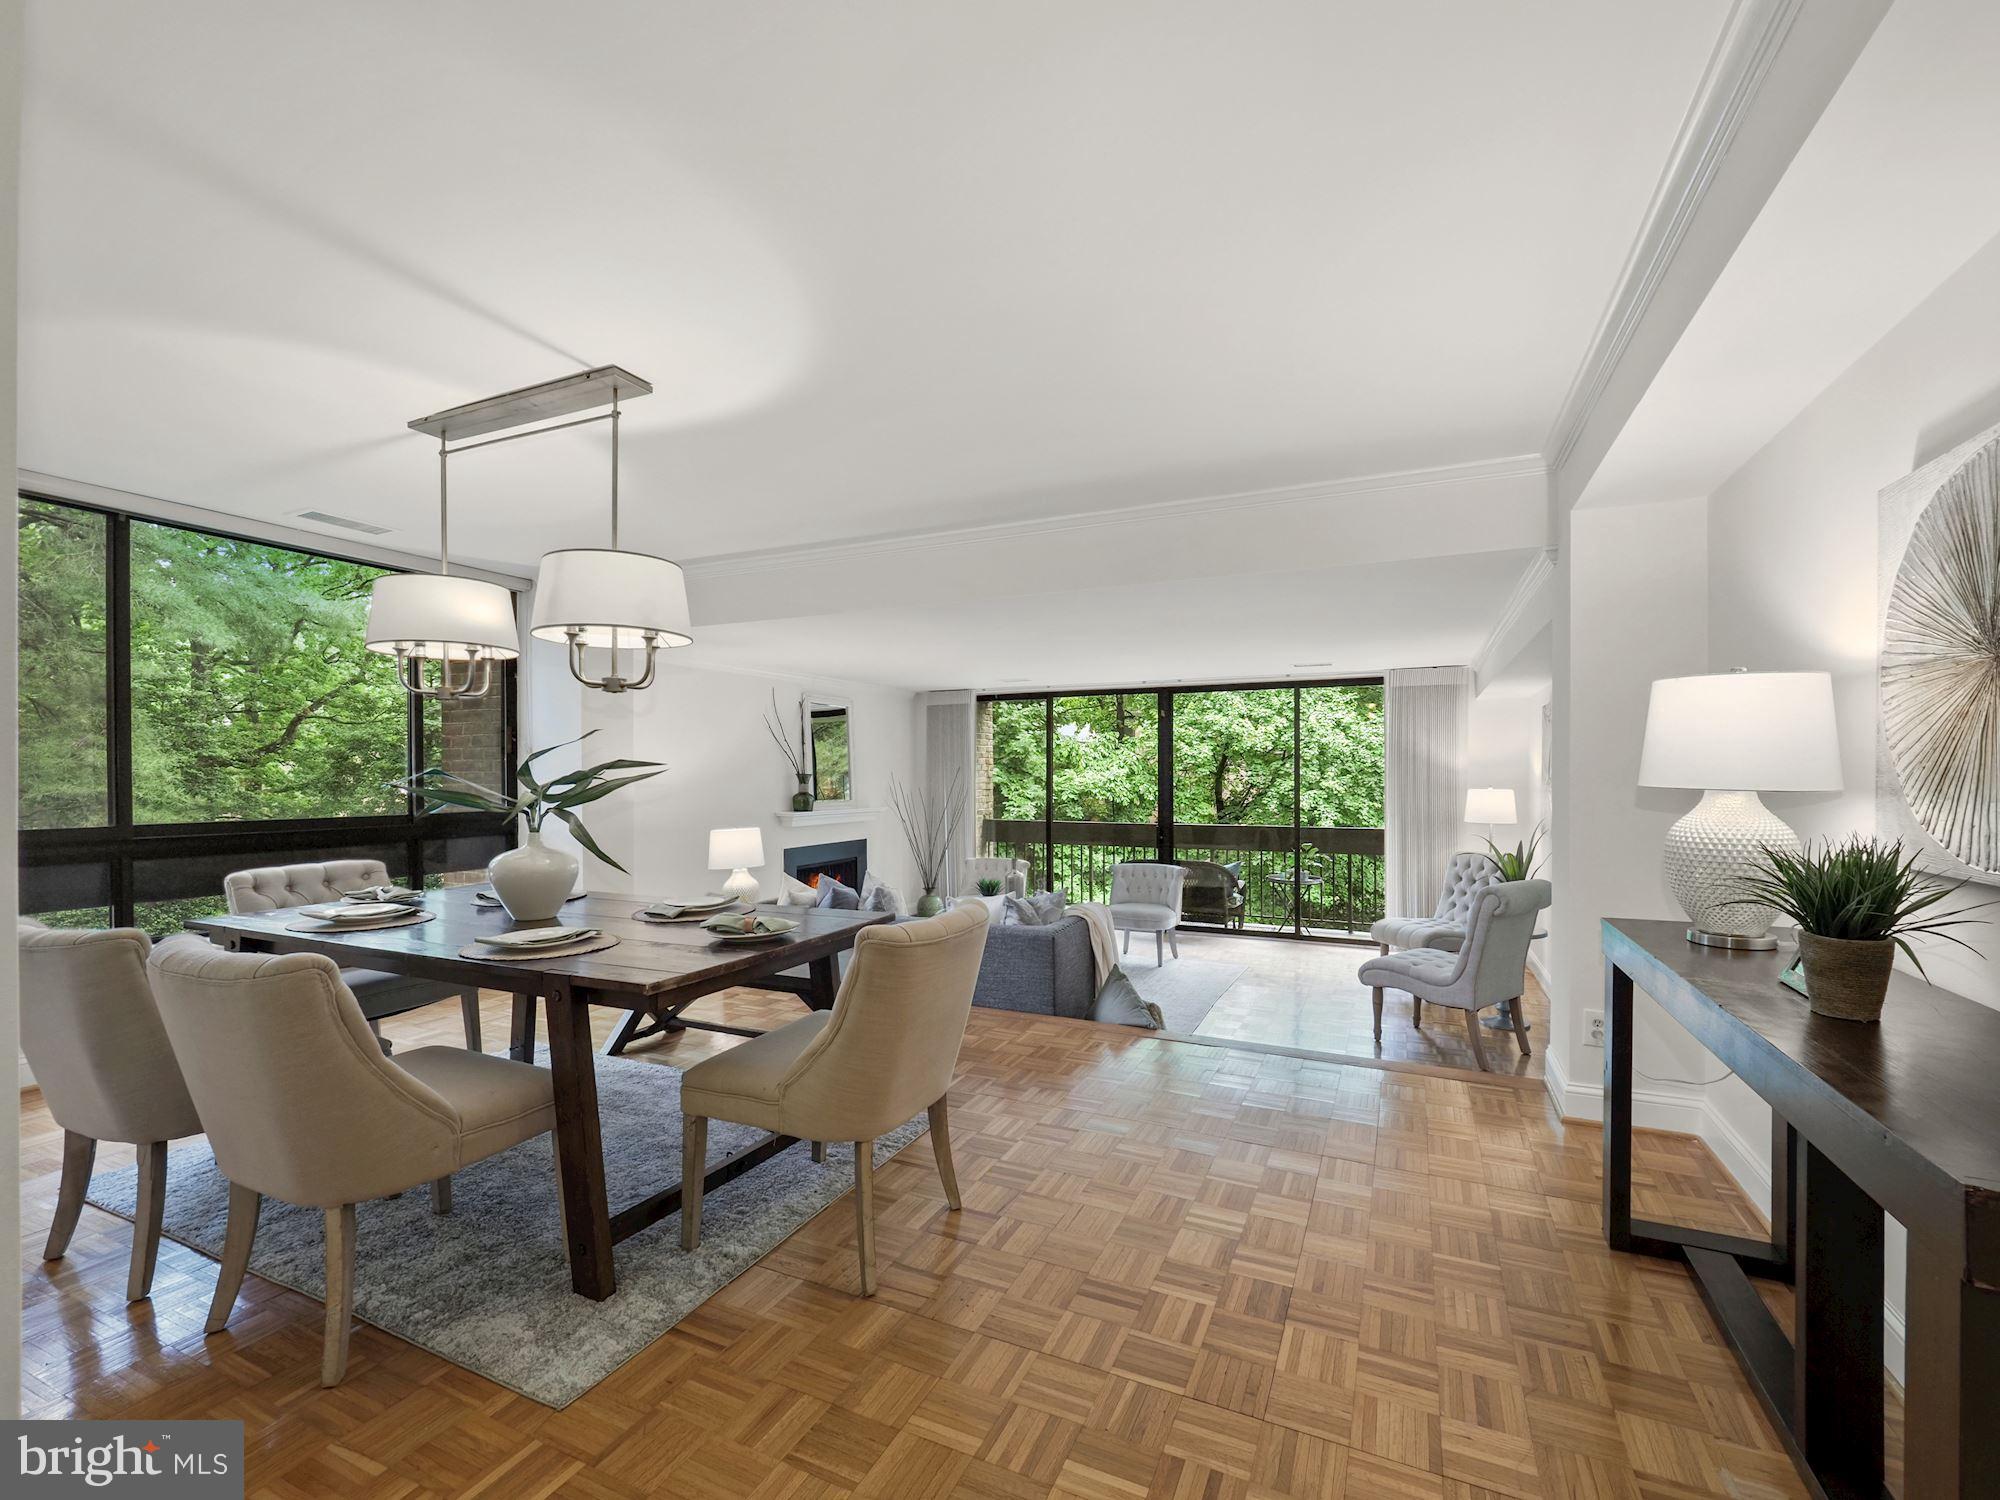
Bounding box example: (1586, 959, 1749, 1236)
(1128, 957, 1246, 1032)
(87, 1047, 926, 1407)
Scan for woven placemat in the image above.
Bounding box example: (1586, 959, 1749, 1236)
(285, 909, 436, 933)
(459, 933, 621, 962)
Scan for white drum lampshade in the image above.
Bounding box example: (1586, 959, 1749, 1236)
(1464, 787, 1517, 826)
(709, 826, 766, 905)
(1639, 671, 1842, 948)
(530, 550, 693, 651)
(365, 573, 520, 696)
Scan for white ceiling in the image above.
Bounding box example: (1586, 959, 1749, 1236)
(1583, 0, 2000, 509)
(673, 547, 1542, 692)
(20, 1, 1726, 571)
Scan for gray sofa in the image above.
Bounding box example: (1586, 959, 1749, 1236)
(971, 913, 1094, 1019)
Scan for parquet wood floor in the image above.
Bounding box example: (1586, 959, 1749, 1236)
(19, 986, 1897, 1498)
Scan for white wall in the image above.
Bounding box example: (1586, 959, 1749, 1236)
(1548, 496, 1719, 1130)
(1696, 225, 2000, 1385)
(534, 654, 924, 906)
(1, 0, 21, 1420)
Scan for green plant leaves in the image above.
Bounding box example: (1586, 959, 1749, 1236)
(1725, 835, 1990, 974)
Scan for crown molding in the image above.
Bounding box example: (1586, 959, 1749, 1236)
(684, 453, 1547, 581)
(1471, 547, 1558, 689)
(1542, 0, 1806, 478)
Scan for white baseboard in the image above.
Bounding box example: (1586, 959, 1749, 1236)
(1548, 1042, 1907, 1388)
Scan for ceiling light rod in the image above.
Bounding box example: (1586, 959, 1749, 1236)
(437, 408, 618, 457)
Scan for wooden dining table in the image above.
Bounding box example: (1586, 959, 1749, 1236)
(186, 889, 892, 1300)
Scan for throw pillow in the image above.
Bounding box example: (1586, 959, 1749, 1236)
(859, 871, 906, 916)
(778, 873, 819, 907)
(1027, 888, 1067, 924)
(815, 877, 862, 911)
(1003, 893, 1045, 926)
(1092, 966, 1163, 1029)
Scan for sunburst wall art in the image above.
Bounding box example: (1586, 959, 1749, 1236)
(1880, 425, 2000, 876)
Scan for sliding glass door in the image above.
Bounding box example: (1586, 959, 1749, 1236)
(977, 678, 1385, 941)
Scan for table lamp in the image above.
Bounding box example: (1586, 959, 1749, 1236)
(1465, 787, 1517, 841)
(708, 826, 766, 904)
(1638, 670, 1841, 949)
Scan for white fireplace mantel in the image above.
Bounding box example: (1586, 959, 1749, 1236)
(775, 807, 883, 828)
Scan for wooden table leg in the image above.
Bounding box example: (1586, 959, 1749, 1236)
(509, 994, 538, 1062)
(1904, 1229, 2000, 1497)
(1792, 1136, 1883, 1494)
(807, 956, 839, 1011)
(545, 983, 616, 1300)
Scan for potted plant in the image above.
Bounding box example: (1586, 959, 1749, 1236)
(764, 690, 814, 812)
(1729, 836, 1986, 1021)
(1483, 823, 1545, 881)
(890, 769, 960, 916)
(397, 731, 664, 920)
(976, 877, 1004, 897)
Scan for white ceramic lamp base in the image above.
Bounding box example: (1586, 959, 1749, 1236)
(1663, 789, 1800, 950)
(719, 867, 762, 904)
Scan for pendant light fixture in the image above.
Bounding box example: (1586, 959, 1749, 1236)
(529, 381, 693, 693)
(364, 425, 519, 698)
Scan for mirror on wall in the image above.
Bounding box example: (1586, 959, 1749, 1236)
(806, 697, 853, 804)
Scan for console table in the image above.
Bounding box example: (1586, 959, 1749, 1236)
(1602, 918, 2000, 1500)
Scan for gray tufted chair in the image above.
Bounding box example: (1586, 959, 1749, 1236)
(1358, 879, 1552, 1071)
(1370, 851, 1503, 957)
(223, 860, 483, 1051)
(1109, 861, 1187, 966)
(20, 922, 204, 1302)
(962, 856, 1030, 898)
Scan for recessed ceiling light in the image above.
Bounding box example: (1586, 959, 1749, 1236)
(1292, 661, 1332, 668)
(1000, 677, 1031, 684)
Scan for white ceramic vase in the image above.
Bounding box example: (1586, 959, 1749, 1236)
(487, 828, 579, 921)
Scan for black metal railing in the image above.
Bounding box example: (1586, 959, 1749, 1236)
(982, 819, 1385, 936)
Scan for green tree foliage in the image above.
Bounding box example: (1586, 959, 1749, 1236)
(17, 500, 109, 828)
(127, 520, 410, 822)
(986, 685, 1384, 831)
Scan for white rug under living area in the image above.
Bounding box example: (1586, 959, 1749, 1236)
(1127, 956, 1247, 1033)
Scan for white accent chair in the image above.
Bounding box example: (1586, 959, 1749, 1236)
(148, 940, 556, 1385)
(20, 922, 204, 1302)
(1358, 879, 1552, 1071)
(224, 860, 483, 1051)
(1369, 850, 1503, 956)
(1109, 861, 1187, 966)
(962, 856, 1030, 898)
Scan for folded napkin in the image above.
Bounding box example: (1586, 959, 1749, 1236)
(701, 912, 793, 936)
(345, 885, 421, 905)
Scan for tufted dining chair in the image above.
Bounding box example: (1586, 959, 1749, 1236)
(147, 940, 556, 1385)
(1358, 879, 1552, 1071)
(678, 904, 990, 1296)
(19, 922, 204, 1302)
(961, 856, 1030, 898)
(224, 859, 483, 1051)
(1109, 861, 1187, 965)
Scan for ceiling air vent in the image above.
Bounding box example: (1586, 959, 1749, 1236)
(295, 510, 393, 535)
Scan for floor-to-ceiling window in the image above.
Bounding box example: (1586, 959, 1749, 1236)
(976, 678, 1385, 940)
(17, 493, 518, 936)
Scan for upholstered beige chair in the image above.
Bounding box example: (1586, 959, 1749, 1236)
(678, 904, 989, 1295)
(1359, 879, 1552, 1071)
(961, 856, 1029, 898)
(19, 922, 203, 1301)
(147, 940, 556, 1385)
(224, 859, 483, 1050)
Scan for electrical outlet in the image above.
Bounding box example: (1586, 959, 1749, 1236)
(1584, 1010, 1605, 1048)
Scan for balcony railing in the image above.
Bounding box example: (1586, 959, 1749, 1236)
(981, 818, 1385, 936)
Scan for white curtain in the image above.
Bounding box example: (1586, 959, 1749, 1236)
(1385, 666, 1471, 919)
(922, 692, 976, 889)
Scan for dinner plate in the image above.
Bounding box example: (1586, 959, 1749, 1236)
(477, 926, 598, 949)
(301, 901, 408, 921)
(645, 895, 732, 916)
(712, 928, 794, 943)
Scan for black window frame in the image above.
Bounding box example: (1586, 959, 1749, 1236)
(977, 676, 1385, 944)
(17, 490, 519, 925)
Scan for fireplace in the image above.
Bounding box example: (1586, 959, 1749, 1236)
(784, 839, 867, 892)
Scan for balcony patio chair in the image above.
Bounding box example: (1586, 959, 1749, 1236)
(1359, 879, 1551, 1071)
(1176, 859, 1244, 930)
(1110, 861, 1187, 965)
(224, 859, 483, 1052)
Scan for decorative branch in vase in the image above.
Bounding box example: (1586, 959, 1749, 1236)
(396, 730, 664, 920)
(764, 690, 814, 811)
(890, 769, 960, 916)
